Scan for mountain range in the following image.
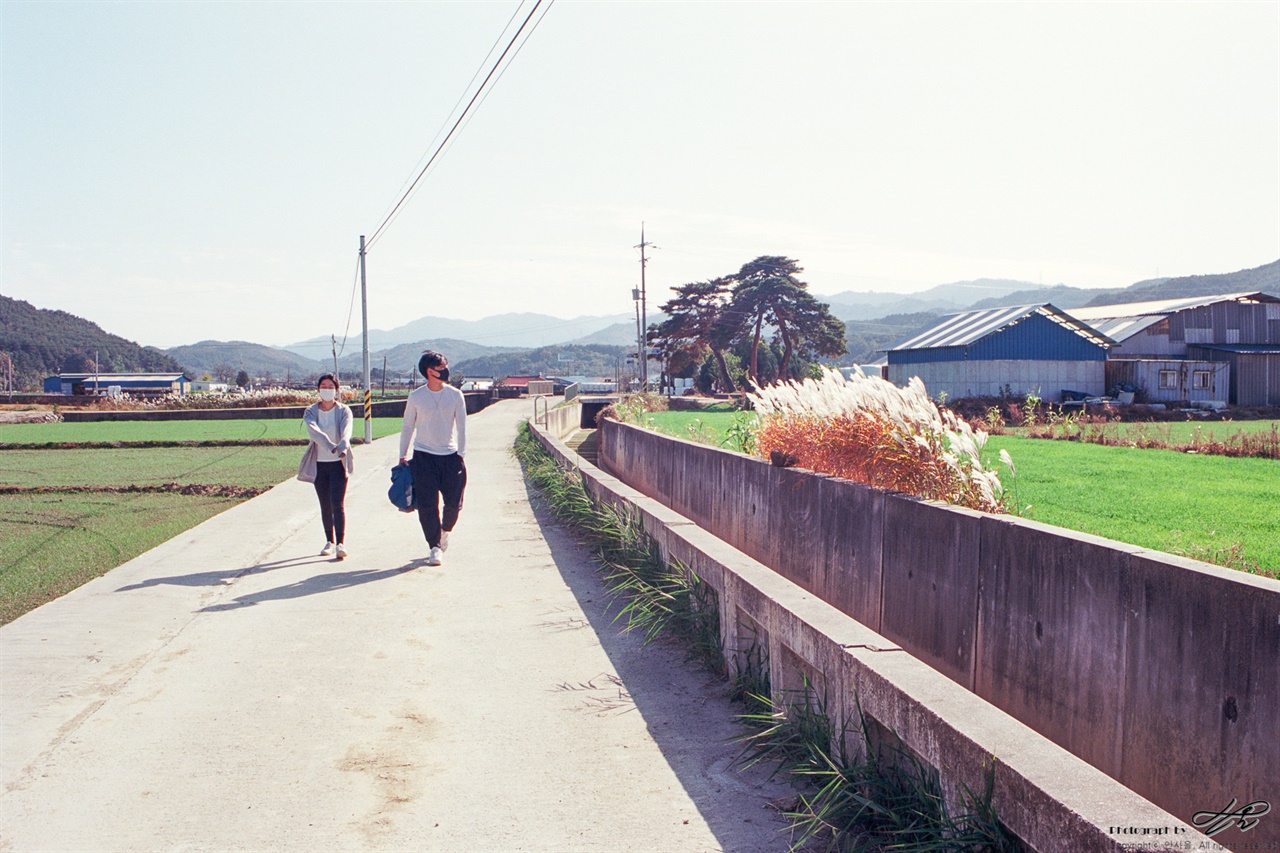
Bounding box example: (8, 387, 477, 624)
(4, 259, 1276, 388)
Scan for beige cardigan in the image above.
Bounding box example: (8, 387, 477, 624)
(297, 402, 355, 483)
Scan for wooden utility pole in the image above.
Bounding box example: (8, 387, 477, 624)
(359, 235, 372, 444)
(634, 225, 654, 391)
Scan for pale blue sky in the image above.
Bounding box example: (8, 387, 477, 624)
(3, 0, 1277, 348)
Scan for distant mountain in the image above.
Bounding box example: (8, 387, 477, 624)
(839, 312, 944, 364)
(1083, 259, 1280, 307)
(168, 340, 322, 380)
(965, 284, 1119, 311)
(334, 338, 522, 378)
(817, 278, 1053, 321)
(569, 321, 650, 348)
(453, 344, 629, 380)
(0, 293, 185, 390)
(283, 311, 635, 359)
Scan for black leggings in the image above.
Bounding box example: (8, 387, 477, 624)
(314, 461, 348, 544)
(411, 452, 466, 548)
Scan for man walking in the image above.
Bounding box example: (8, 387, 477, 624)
(400, 351, 467, 567)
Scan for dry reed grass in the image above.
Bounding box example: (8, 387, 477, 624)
(749, 369, 1008, 513)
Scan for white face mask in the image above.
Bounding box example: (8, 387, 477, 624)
(319, 388, 336, 402)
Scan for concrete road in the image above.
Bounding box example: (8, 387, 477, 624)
(1, 399, 794, 853)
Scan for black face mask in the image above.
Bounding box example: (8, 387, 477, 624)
(435, 367, 450, 383)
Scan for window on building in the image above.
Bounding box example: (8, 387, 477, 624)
(1159, 370, 1178, 390)
(1193, 370, 1212, 390)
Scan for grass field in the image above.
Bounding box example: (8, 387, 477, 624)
(0, 416, 397, 624)
(1007, 419, 1280, 442)
(641, 409, 1279, 576)
(981, 436, 1279, 575)
(0, 491, 242, 624)
(0, 446, 302, 490)
(0, 417, 403, 445)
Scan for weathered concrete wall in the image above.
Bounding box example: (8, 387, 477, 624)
(536, 399, 582, 440)
(597, 418, 1279, 850)
(529, 418, 1210, 852)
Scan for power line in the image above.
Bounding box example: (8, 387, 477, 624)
(368, 2, 531, 234)
(365, 0, 553, 251)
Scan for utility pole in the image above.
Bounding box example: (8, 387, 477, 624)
(634, 224, 654, 391)
(359, 235, 372, 444)
(331, 335, 340, 381)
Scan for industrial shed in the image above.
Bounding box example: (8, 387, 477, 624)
(1067, 292, 1280, 405)
(43, 372, 190, 397)
(1185, 345, 1280, 407)
(884, 304, 1113, 402)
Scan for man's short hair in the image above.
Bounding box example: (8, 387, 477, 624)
(418, 350, 447, 377)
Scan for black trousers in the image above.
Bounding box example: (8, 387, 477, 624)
(411, 451, 467, 549)
(313, 460, 348, 544)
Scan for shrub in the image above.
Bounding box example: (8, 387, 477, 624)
(748, 369, 1007, 513)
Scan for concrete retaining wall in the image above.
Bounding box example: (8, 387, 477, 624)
(528, 417, 1211, 852)
(597, 418, 1278, 850)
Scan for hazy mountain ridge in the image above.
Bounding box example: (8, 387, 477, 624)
(1084, 259, 1280, 307)
(0, 293, 184, 388)
(9, 260, 1278, 389)
(284, 311, 635, 358)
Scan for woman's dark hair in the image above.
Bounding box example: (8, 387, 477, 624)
(316, 373, 339, 389)
(418, 351, 446, 378)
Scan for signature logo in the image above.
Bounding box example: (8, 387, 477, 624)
(1191, 799, 1271, 837)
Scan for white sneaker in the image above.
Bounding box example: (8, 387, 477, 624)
(320, 542, 335, 556)
(335, 544, 347, 560)
(439, 530, 450, 552)
(426, 546, 443, 567)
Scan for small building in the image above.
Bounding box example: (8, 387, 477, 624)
(43, 372, 190, 397)
(189, 380, 230, 393)
(1067, 292, 1280, 405)
(884, 304, 1114, 402)
(1105, 359, 1230, 406)
(1186, 344, 1280, 407)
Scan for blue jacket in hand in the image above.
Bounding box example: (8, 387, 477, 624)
(388, 462, 416, 512)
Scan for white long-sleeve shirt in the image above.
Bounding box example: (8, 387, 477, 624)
(399, 384, 468, 458)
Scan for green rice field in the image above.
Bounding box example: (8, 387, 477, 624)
(0, 416, 405, 624)
(0, 491, 242, 624)
(642, 409, 1280, 576)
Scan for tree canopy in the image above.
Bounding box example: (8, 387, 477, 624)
(651, 255, 847, 391)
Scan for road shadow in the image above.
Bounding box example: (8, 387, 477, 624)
(115, 555, 330, 592)
(520, 478, 797, 853)
(198, 562, 420, 612)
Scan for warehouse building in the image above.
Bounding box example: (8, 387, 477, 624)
(43, 372, 190, 397)
(884, 304, 1114, 403)
(1067, 292, 1280, 405)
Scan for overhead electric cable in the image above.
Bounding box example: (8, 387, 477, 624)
(365, 0, 549, 251)
(369, 2, 531, 232)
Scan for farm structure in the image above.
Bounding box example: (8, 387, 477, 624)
(42, 372, 190, 397)
(1068, 292, 1280, 406)
(884, 304, 1114, 403)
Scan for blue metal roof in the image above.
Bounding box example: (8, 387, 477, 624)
(887, 304, 1114, 352)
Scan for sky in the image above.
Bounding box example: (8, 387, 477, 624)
(2, 0, 1277, 350)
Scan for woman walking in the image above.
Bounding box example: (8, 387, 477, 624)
(299, 373, 354, 560)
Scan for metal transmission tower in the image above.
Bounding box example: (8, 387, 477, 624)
(634, 225, 655, 391)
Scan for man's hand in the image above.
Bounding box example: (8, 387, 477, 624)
(399, 457, 408, 466)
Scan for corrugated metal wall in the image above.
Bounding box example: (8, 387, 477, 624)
(1106, 359, 1230, 403)
(1186, 347, 1280, 406)
(888, 313, 1107, 365)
